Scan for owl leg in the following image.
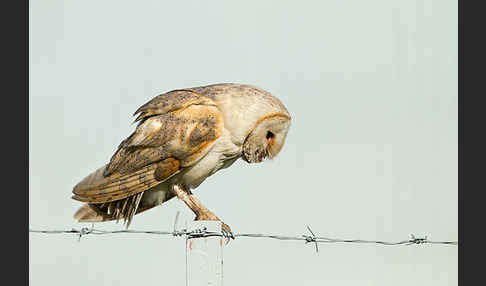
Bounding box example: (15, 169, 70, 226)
(172, 185, 234, 239)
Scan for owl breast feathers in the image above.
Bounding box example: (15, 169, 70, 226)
(72, 83, 291, 226)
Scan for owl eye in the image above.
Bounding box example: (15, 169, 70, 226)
(266, 131, 274, 139)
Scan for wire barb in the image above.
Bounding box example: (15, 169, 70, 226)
(302, 226, 319, 253)
(77, 225, 92, 242)
(409, 234, 428, 245)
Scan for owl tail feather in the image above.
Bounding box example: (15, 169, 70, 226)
(73, 199, 160, 227)
(74, 204, 110, 223)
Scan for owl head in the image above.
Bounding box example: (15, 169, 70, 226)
(242, 113, 291, 163)
(191, 83, 291, 164)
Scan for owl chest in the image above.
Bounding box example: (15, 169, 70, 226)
(178, 133, 241, 189)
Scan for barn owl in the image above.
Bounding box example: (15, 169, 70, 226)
(72, 83, 291, 238)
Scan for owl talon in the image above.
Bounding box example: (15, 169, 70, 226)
(221, 222, 234, 244)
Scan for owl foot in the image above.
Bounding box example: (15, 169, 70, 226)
(195, 213, 234, 241)
(172, 185, 234, 241)
(221, 223, 235, 241)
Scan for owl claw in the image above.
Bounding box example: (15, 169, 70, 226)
(221, 222, 234, 243)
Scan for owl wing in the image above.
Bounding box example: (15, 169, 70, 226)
(72, 90, 223, 204)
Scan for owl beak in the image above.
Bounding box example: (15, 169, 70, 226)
(241, 145, 268, 163)
(241, 152, 250, 163)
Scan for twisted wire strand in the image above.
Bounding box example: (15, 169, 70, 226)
(29, 226, 458, 248)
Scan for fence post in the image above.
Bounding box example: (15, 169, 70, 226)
(186, 221, 224, 286)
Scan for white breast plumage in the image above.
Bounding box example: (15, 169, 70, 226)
(177, 128, 241, 189)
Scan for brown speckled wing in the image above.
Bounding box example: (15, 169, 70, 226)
(72, 90, 223, 205)
(72, 158, 180, 203)
(105, 98, 223, 176)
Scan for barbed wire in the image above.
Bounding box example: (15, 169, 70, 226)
(29, 224, 457, 251)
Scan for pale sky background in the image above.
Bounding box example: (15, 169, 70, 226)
(29, 1, 457, 285)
